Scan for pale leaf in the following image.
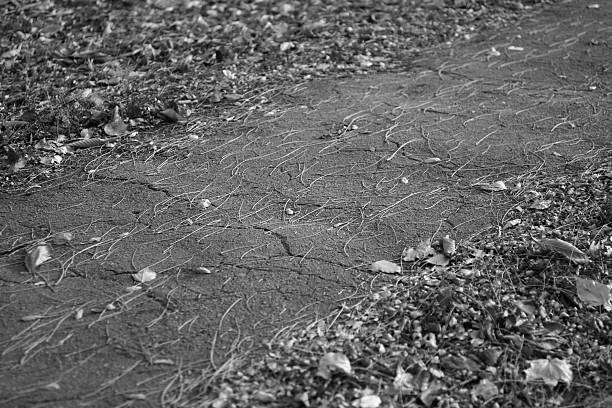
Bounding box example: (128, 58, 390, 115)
(132, 267, 156, 283)
(370, 260, 401, 274)
(103, 106, 128, 136)
(536, 238, 589, 264)
(402, 247, 419, 262)
(525, 358, 572, 386)
(352, 395, 381, 408)
(393, 366, 415, 393)
(24, 245, 52, 274)
(471, 378, 498, 400)
(52, 232, 74, 245)
(441, 235, 456, 257)
(530, 200, 551, 210)
(402, 240, 435, 261)
(476, 181, 507, 192)
(576, 277, 612, 310)
(317, 352, 351, 379)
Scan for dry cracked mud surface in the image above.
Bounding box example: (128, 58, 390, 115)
(1, 1, 611, 407)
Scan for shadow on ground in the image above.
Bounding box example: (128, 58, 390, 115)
(1, 1, 610, 406)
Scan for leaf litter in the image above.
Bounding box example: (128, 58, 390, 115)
(193, 160, 611, 407)
(0, 0, 609, 407)
(1, 0, 554, 188)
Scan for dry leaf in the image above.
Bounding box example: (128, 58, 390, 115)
(503, 218, 522, 229)
(103, 106, 128, 136)
(52, 232, 74, 245)
(530, 200, 551, 210)
(425, 253, 450, 267)
(576, 277, 612, 310)
(402, 239, 436, 261)
(441, 236, 456, 257)
(158, 108, 182, 123)
(132, 267, 156, 283)
(471, 378, 498, 400)
(420, 380, 444, 407)
(369, 260, 401, 274)
(352, 395, 381, 408)
(24, 245, 52, 274)
(317, 352, 352, 379)
(536, 238, 589, 264)
(525, 358, 572, 386)
(393, 366, 415, 393)
(476, 181, 507, 192)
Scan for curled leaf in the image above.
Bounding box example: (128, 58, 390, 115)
(132, 267, 156, 283)
(525, 358, 572, 386)
(103, 106, 128, 136)
(317, 352, 352, 379)
(25, 245, 52, 274)
(536, 238, 589, 264)
(576, 277, 612, 310)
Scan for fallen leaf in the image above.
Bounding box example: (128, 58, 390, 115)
(393, 366, 415, 393)
(488, 47, 501, 57)
(158, 108, 181, 123)
(43, 382, 60, 391)
(471, 378, 498, 400)
(525, 358, 572, 386)
(193, 266, 212, 274)
(402, 239, 436, 261)
(441, 354, 480, 372)
(52, 232, 74, 245)
(530, 200, 551, 210)
(103, 106, 128, 136)
(402, 247, 419, 262)
(536, 238, 589, 264)
(370, 260, 401, 274)
(425, 253, 450, 267)
(352, 395, 381, 408)
(476, 181, 507, 192)
(423, 157, 441, 164)
(132, 267, 156, 283)
(420, 380, 444, 407)
(503, 218, 522, 229)
(576, 277, 612, 310)
(24, 245, 52, 274)
(440, 235, 456, 257)
(317, 352, 351, 379)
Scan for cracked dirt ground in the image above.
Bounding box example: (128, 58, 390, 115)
(1, 2, 611, 406)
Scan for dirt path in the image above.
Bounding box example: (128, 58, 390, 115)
(1, 2, 610, 406)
